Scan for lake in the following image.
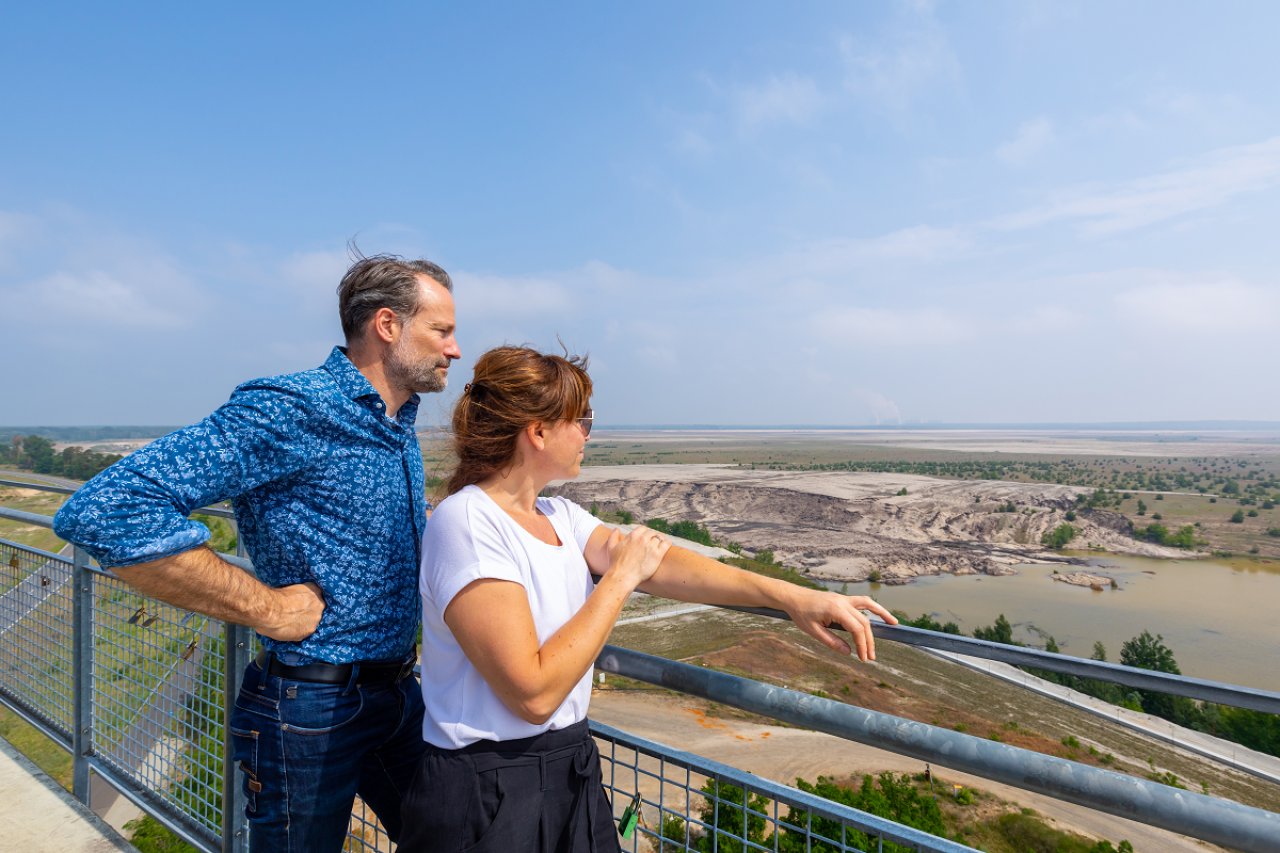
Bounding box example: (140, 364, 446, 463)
(830, 555, 1280, 692)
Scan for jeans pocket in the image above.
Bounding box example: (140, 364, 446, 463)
(279, 683, 365, 735)
(229, 727, 261, 814)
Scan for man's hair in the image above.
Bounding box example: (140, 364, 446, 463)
(445, 346, 592, 497)
(336, 252, 453, 341)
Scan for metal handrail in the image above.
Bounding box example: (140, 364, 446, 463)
(0, 478, 236, 520)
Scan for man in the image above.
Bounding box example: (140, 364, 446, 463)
(54, 254, 460, 852)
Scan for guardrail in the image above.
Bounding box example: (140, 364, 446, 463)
(2, 491, 1280, 851)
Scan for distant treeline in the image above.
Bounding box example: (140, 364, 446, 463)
(1, 434, 122, 481)
(902, 611, 1280, 760)
(755, 458, 1280, 500)
(0, 426, 175, 443)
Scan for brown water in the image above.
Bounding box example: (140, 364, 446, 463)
(831, 556, 1280, 692)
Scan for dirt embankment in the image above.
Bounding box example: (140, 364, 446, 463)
(553, 465, 1189, 583)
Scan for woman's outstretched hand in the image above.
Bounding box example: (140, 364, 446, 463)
(784, 589, 898, 662)
(605, 526, 672, 588)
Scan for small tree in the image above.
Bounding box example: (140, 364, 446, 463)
(1041, 523, 1076, 550)
(695, 781, 770, 853)
(974, 614, 1015, 645)
(1230, 510, 1245, 524)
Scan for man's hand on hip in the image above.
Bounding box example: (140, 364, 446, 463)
(258, 582, 326, 641)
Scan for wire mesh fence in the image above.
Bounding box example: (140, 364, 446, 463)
(0, 541, 75, 742)
(91, 570, 226, 838)
(592, 721, 977, 853)
(0, 536, 396, 852)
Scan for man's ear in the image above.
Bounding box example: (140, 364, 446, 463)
(369, 307, 402, 344)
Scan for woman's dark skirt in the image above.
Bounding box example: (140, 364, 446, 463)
(398, 719, 621, 853)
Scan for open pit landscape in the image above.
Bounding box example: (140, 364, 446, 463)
(547, 428, 1280, 850)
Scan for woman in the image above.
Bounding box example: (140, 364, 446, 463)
(399, 346, 896, 853)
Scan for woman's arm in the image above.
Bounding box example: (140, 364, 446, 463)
(443, 526, 669, 725)
(585, 531, 897, 661)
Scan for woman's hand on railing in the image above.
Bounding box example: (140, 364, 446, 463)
(782, 589, 898, 662)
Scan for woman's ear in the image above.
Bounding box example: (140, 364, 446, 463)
(524, 421, 547, 451)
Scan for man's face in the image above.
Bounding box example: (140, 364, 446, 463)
(386, 277, 461, 395)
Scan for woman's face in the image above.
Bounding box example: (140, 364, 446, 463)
(544, 408, 590, 478)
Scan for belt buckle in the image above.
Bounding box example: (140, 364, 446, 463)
(396, 658, 415, 682)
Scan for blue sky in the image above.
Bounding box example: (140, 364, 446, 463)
(3, 2, 1278, 427)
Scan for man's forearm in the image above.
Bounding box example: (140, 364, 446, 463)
(112, 546, 324, 641)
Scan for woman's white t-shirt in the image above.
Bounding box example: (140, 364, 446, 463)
(418, 485, 603, 749)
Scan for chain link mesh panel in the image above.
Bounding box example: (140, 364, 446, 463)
(593, 723, 976, 853)
(0, 542, 75, 741)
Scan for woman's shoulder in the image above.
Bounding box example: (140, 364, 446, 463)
(425, 486, 492, 530)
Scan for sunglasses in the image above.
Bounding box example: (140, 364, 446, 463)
(576, 408, 594, 437)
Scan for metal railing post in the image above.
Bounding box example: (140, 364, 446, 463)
(222, 622, 251, 853)
(70, 544, 93, 805)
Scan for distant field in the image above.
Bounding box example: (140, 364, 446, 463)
(0, 487, 67, 553)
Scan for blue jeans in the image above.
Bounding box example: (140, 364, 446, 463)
(229, 659, 426, 853)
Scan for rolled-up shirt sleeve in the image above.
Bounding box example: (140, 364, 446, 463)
(53, 383, 318, 568)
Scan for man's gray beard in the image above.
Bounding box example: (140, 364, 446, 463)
(387, 345, 447, 395)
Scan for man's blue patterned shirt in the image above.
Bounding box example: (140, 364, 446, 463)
(54, 347, 427, 664)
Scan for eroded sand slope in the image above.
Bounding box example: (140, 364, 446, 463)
(553, 465, 1188, 582)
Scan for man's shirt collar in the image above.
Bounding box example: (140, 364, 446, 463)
(324, 346, 421, 426)
(323, 347, 380, 402)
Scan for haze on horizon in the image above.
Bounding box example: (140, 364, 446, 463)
(2, 3, 1278, 429)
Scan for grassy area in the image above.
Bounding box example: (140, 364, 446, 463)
(721, 555, 824, 590)
(0, 707, 72, 789)
(1113, 490, 1280, 558)
(0, 486, 67, 552)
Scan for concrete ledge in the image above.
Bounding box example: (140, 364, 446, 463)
(0, 736, 137, 853)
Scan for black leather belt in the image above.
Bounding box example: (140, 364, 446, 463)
(254, 650, 415, 686)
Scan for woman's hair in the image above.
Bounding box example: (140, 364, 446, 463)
(445, 346, 592, 495)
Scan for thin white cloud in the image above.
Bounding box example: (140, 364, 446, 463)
(734, 73, 825, 127)
(992, 135, 1280, 235)
(454, 270, 573, 318)
(787, 225, 971, 277)
(1005, 303, 1086, 336)
(1113, 278, 1280, 334)
(812, 305, 973, 348)
(16, 264, 205, 329)
(0, 210, 46, 272)
(672, 127, 713, 157)
(280, 249, 351, 291)
(996, 117, 1055, 166)
(838, 1, 960, 113)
